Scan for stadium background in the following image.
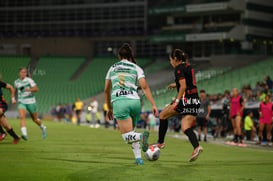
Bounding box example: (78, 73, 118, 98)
(0, 0, 272, 119)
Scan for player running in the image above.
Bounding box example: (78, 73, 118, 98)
(0, 76, 20, 144)
(257, 94, 272, 145)
(154, 49, 203, 162)
(104, 43, 158, 165)
(14, 67, 46, 140)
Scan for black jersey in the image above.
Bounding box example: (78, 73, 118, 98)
(0, 81, 7, 102)
(174, 63, 198, 97)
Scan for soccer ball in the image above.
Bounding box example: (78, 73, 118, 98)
(144, 145, 160, 161)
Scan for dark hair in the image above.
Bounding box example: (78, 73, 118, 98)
(118, 43, 136, 64)
(170, 49, 188, 62)
(200, 89, 206, 93)
(246, 110, 252, 115)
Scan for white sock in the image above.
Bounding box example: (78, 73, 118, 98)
(132, 142, 142, 159)
(122, 131, 141, 143)
(40, 124, 45, 130)
(21, 127, 27, 136)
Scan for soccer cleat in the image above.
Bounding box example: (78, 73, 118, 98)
(42, 127, 47, 139)
(135, 158, 144, 165)
(141, 131, 150, 152)
(0, 133, 7, 141)
(13, 138, 20, 144)
(189, 146, 203, 162)
(152, 142, 166, 149)
(21, 135, 28, 141)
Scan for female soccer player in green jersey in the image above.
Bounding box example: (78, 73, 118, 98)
(104, 43, 158, 165)
(14, 67, 46, 140)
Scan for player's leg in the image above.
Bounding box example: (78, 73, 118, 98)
(266, 123, 272, 144)
(197, 118, 202, 141)
(18, 104, 28, 140)
(203, 119, 208, 142)
(30, 111, 47, 139)
(257, 123, 264, 144)
(157, 104, 178, 147)
(231, 118, 238, 143)
(181, 115, 203, 162)
(113, 100, 147, 165)
(0, 115, 20, 144)
(235, 116, 243, 143)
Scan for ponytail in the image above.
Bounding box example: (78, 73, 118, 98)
(171, 49, 188, 63)
(118, 43, 136, 64)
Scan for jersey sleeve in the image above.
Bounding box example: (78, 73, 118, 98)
(136, 65, 145, 80)
(0, 81, 7, 88)
(28, 78, 37, 87)
(105, 67, 112, 80)
(175, 67, 185, 80)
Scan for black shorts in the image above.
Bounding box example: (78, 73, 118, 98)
(173, 96, 200, 116)
(196, 117, 208, 127)
(0, 101, 8, 113)
(75, 110, 81, 115)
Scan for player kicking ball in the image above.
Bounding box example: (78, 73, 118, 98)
(104, 43, 158, 165)
(154, 49, 203, 162)
(14, 67, 46, 140)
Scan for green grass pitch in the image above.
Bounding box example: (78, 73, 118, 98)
(0, 119, 272, 181)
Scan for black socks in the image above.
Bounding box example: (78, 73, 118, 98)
(158, 119, 168, 143)
(7, 128, 20, 139)
(0, 126, 5, 134)
(184, 128, 199, 149)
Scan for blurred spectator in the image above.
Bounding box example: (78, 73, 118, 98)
(64, 103, 72, 122)
(244, 111, 256, 141)
(220, 90, 230, 138)
(50, 105, 57, 120)
(197, 90, 211, 142)
(264, 76, 273, 92)
(90, 97, 99, 128)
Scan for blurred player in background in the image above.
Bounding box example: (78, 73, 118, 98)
(257, 94, 273, 145)
(74, 98, 83, 126)
(196, 89, 211, 142)
(155, 49, 203, 162)
(90, 97, 99, 128)
(14, 67, 46, 140)
(103, 102, 109, 128)
(0, 74, 20, 144)
(104, 43, 158, 165)
(228, 88, 245, 146)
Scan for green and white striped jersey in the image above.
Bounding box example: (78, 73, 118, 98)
(105, 59, 145, 103)
(14, 77, 37, 104)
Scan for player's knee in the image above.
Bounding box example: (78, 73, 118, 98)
(159, 112, 167, 120)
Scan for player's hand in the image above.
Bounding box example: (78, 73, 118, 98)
(259, 112, 263, 118)
(167, 83, 176, 90)
(11, 97, 16, 104)
(171, 101, 178, 110)
(152, 105, 159, 117)
(106, 109, 114, 121)
(206, 115, 209, 120)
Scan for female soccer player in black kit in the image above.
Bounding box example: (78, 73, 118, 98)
(155, 49, 203, 162)
(0, 78, 20, 144)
